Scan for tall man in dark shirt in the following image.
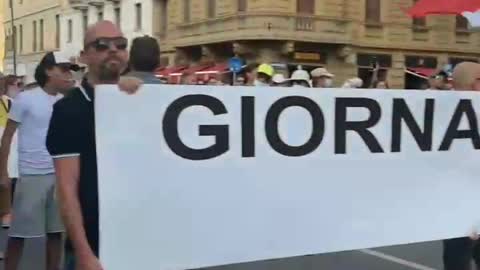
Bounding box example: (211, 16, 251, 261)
(46, 20, 129, 270)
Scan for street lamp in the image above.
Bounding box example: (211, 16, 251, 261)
(9, 0, 17, 76)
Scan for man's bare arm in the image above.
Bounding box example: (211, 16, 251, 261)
(0, 120, 18, 186)
(54, 157, 94, 259)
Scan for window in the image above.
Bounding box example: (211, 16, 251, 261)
(412, 0, 426, 27)
(357, 53, 392, 87)
(238, 0, 247, 12)
(12, 26, 16, 53)
(114, 7, 121, 27)
(450, 57, 478, 68)
(19, 24, 23, 52)
(68, 19, 73, 43)
(39, 19, 44, 50)
(5, 30, 11, 52)
(405, 56, 437, 68)
(33, 21, 37, 52)
(135, 3, 142, 30)
(55, 15, 60, 48)
(365, 0, 381, 23)
(98, 10, 104, 21)
(297, 0, 314, 15)
(183, 0, 190, 23)
(207, 0, 216, 18)
(456, 15, 469, 30)
(82, 10, 88, 33)
(160, 1, 167, 34)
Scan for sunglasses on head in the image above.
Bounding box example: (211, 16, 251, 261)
(87, 37, 128, 52)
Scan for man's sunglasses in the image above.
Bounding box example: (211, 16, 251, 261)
(87, 37, 128, 52)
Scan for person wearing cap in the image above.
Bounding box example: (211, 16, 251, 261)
(442, 62, 480, 270)
(0, 75, 20, 232)
(0, 51, 77, 270)
(310, 67, 334, 88)
(428, 71, 449, 90)
(342, 77, 364, 89)
(271, 74, 291, 87)
(289, 67, 311, 88)
(254, 63, 274, 86)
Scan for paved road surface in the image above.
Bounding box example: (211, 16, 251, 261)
(0, 227, 449, 270)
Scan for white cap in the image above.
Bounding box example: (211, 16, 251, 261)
(290, 66, 310, 82)
(342, 77, 363, 88)
(272, 74, 287, 84)
(311, 67, 334, 78)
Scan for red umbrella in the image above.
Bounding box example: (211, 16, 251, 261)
(408, 0, 480, 17)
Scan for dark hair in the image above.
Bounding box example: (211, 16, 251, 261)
(34, 63, 54, 87)
(129, 36, 160, 72)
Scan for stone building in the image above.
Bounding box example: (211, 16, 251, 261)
(3, 0, 480, 88)
(160, 0, 480, 88)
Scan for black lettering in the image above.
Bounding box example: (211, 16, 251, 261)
(391, 99, 434, 152)
(265, 96, 324, 156)
(242, 96, 255, 157)
(163, 95, 229, 160)
(335, 98, 383, 154)
(439, 99, 480, 151)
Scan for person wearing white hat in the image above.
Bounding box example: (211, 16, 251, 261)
(290, 66, 311, 88)
(271, 74, 291, 87)
(310, 67, 334, 88)
(341, 77, 364, 89)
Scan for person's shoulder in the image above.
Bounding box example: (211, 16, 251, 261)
(54, 87, 86, 112)
(17, 87, 41, 99)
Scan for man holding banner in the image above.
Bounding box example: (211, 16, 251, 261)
(443, 61, 480, 270)
(47, 21, 130, 270)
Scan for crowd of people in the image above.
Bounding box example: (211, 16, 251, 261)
(0, 19, 477, 270)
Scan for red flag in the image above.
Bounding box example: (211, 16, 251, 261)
(408, 0, 480, 17)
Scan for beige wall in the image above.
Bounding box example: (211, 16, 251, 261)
(3, 0, 60, 76)
(162, 0, 480, 55)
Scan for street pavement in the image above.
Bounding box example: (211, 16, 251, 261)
(0, 227, 448, 270)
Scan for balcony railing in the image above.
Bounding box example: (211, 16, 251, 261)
(172, 13, 350, 46)
(296, 17, 314, 31)
(88, 0, 105, 7)
(69, 0, 89, 9)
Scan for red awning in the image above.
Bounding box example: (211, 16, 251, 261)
(155, 66, 187, 78)
(195, 63, 229, 82)
(407, 0, 480, 17)
(405, 67, 437, 79)
(195, 63, 229, 75)
(174, 64, 213, 76)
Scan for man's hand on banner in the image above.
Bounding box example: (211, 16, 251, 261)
(469, 227, 480, 241)
(118, 76, 143, 95)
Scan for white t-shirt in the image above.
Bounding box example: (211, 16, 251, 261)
(9, 87, 63, 175)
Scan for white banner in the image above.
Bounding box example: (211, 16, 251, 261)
(96, 86, 480, 270)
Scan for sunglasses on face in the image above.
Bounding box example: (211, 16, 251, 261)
(87, 37, 128, 52)
(57, 64, 72, 72)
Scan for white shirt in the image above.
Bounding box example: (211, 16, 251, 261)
(9, 87, 63, 175)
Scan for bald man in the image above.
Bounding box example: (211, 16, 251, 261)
(452, 62, 480, 91)
(46, 21, 129, 270)
(442, 61, 480, 270)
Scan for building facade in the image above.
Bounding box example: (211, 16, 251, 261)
(3, 0, 158, 81)
(3, 0, 62, 82)
(159, 0, 480, 88)
(4, 0, 480, 88)
(60, 0, 159, 61)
